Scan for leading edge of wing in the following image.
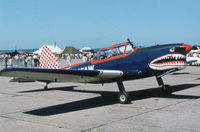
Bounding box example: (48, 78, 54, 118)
(0, 67, 100, 77)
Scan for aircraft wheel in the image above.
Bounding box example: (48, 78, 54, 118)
(162, 85, 172, 95)
(118, 92, 130, 104)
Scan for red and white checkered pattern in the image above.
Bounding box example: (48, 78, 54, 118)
(40, 46, 60, 69)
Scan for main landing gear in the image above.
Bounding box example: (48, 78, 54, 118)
(117, 80, 130, 104)
(116, 77, 172, 104)
(156, 76, 172, 95)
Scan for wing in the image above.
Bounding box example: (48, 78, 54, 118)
(0, 67, 123, 83)
(186, 60, 197, 65)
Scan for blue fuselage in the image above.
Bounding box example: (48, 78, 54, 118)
(70, 43, 187, 82)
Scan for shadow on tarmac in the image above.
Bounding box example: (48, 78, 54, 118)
(19, 86, 78, 93)
(24, 83, 200, 116)
(170, 72, 190, 75)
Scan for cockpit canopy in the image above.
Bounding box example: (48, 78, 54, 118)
(93, 41, 136, 61)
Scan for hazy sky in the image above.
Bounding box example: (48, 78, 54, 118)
(0, 0, 200, 50)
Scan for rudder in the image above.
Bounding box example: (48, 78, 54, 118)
(40, 46, 60, 69)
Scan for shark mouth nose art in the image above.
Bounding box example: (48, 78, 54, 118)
(149, 54, 186, 70)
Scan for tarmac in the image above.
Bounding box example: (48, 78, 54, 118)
(0, 64, 200, 132)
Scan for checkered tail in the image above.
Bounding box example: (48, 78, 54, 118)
(40, 46, 60, 69)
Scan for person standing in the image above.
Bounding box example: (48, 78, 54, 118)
(82, 54, 87, 62)
(86, 54, 90, 61)
(33, 54, 39, 67)
(4, 55, 8, 69)
(27, 54, 33, 67)
(66, 54, 71, 66)
(14, 55, 19, 65)
(8, 57, 14, 68)
(24, 55, 27, 67)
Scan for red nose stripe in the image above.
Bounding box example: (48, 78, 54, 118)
(182, 44, 192, 54)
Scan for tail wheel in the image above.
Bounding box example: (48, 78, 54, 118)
(118, 92, 130, 104)
(162, 85, 172, 95)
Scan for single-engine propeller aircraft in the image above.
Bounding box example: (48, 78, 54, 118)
(0, 40, 193, 104)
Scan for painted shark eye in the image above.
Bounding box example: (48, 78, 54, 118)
(170, 48, 175, 52)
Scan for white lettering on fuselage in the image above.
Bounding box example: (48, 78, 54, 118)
(80, 65, 94, 70)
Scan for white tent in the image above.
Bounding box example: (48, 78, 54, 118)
(79, 47, 92, 52)
(33, 45, 62, 55)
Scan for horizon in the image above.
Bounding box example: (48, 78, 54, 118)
(2, 41, 200, 52)
(1, 0, 200, 50)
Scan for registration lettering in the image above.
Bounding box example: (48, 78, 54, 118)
(80, 65, 94, 70)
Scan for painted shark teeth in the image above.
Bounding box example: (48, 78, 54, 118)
(149, 53, 186, 70)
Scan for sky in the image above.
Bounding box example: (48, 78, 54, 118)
(0, 0, 200, 50)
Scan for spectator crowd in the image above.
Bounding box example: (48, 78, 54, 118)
(0, 53, 95, 68)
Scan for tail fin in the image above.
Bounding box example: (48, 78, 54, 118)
(40, 46, 60, 69)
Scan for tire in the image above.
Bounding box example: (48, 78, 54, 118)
(118, 92, 130, 104)
(162, 85, 172, 95)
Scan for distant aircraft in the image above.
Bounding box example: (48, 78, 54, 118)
(186, 48, 200, 65)
(0, 40, 193, 104)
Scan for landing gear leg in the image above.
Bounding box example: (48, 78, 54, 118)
(44, 82, 50, 90)
(117, 80, 130, 104)
(156, 76, 172, 95)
